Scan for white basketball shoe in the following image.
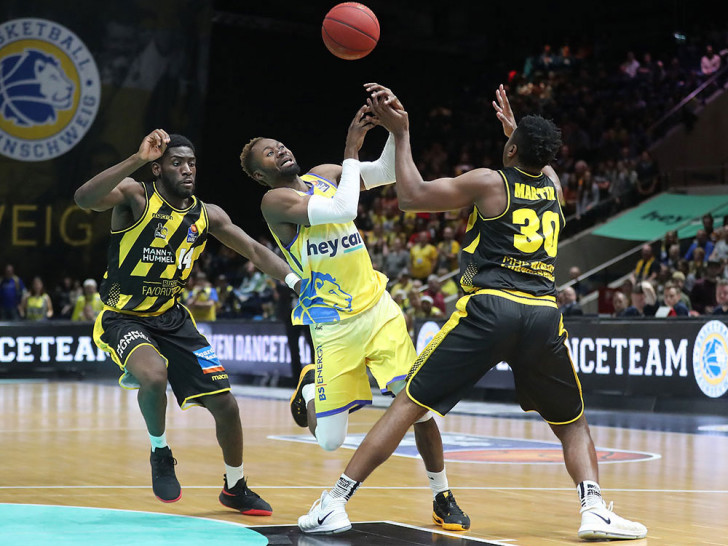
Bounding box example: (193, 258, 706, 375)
(578, 500, 647, 540)
(298, 491, 352, 535)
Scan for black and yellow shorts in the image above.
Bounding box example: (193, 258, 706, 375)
(93, 304, 231, 409)
(406, 289, 583, 425)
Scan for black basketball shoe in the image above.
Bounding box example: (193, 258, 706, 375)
(219, 476, 273, 516)
(150, 446, 181, 503)
(433, 490, 470, 531)
(290, 364, 315, 427)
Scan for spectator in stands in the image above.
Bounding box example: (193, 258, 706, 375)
(416, 295, 443, 319)
(712, 279, 728, 315)
(436, 267, 459, 298)
(701, 213, 716, 241)
(0, 264, 25, 321)
(71, 278, 104, 322)
(660, 231, 679, 263)
(620, 51, 640, 79)
(569, 265, 591, 299)
(214, 274, 239, 319)
(622, 281, 658, 317)
(608, 160, 637, 214)
(382, 237, 410, 282)
(236, 261, 274, 319)
(632, 244, 660, 283)
(671, 271, 693, 310)
(424, 274, 447, 314)
(558, 287, 584, 316)
(690, 259, 723, 314)
(186, 271, 218, 322)
(663, 282, 690, 317)
(709, 226, 728, 262)
(409, 231, 438, 281)
(51, 276, 76, 320)
(436, 226, 460, 271)
(612, 291, 629, 317)
(700, 45, 721, 78)
(634, 151, 659, 199)
(390, 268, 413, 299)
(19, 276, 53, 321)
(684, 229, 714, 261)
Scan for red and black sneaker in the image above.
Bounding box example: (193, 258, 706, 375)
(150, 446, 181, 503)
(219, 476, 272, 516)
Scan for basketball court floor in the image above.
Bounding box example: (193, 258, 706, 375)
(1, 379, 726, 545)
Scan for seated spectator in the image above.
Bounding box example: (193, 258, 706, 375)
(612, 291, 630, 317)
(632, 244, 659, 283)
(709, 226, 728, 262)
(663, 282, 690, 317)
(635, 151, 659, 198)
(712, 279, 728, 315)
(236, 262, 273, 319)
(186, 271, 218, 322)
(568, 265, 591, 299)
(409, 231, 438, 281)
(700, 45, 721, 78)
(437, 267, 459, 298)
(52, 276, 76, 319)
(390, 268, 413, 298)
(71, 279, 104, 322)
(684, 229, 714, 261)
(622, 281, 658, 317)
(671, 271, 693, 310)
(382, 237, 409, 281)
(20, 276, 53, 321)
(620, 51, 640, 78)
(214, 274, 240, 319)
(659, 230, 679, 264)
(416, 295, 443, 319)
(436, 227, 460, 272)
(690, 259, 723, 314)
(424, 274, 447, 314)
(558, 286, 584, 316)
(1, 264, 25, 321)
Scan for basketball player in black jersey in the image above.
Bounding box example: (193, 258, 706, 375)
(75, 129, 298, 515)
(298, 86, 647, 540)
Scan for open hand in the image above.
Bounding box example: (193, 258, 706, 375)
(492, 84, 517, 137)
(364, 82, 404, 111)
(345, 104, 377, 158)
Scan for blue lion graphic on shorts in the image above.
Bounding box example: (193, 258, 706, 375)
(294, 271, 353, 324)
(0, 49, 74, 126)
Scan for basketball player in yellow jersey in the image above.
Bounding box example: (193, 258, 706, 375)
(297, 84, 647, 540)
(74, 129, 299, 514)
(240, 106, 469, 533)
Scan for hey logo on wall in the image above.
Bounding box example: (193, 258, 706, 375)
(0, 18, 100, 161)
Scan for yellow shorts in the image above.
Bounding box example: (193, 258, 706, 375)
(311, 291, 416, 417)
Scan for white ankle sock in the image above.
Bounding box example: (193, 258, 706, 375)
(225, 463, 244, 488)
(426, 468, 449, 498)
(302, 383, 315, 405)
(149, 433, 167, 451)
(577, 480, 603, 510)
(329, 473, 360, 501)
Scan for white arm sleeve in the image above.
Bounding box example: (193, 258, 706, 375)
(360, 132, 395, 189)
(307, 158, 361, 225)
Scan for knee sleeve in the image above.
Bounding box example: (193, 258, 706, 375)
(315, 411, 349, 451)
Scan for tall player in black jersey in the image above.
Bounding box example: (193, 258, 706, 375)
(75, 129, 297, 515)
(298, 86, 647, 541)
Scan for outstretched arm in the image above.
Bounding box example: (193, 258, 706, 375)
(74, 129, 169, 211)
(207, 203, 298, 289)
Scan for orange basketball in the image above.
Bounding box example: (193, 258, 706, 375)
(322, 3, 379, 60)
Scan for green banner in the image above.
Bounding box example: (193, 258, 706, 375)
(592, 193, 728, 241)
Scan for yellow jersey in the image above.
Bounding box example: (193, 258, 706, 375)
(270, 173, 387, 325)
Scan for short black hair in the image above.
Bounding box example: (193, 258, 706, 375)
(240, 136, 266, 186)
(163, 134, 195, 157)
(512, 115, 562, 169)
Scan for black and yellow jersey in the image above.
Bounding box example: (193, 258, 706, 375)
(459, 166, 565, 297)
(100, 181, 208, 315)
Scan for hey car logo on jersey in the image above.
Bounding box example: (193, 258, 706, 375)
(0, 18, 100, 161)
(305, 231, 364, 258)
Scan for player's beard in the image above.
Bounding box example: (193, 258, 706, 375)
(160, 174, 195, 200)
(280, 161, 300, 177)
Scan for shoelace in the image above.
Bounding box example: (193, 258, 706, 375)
(155, 455, 177, 476)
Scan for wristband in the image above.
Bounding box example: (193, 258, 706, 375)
(285, 273, 300, 290)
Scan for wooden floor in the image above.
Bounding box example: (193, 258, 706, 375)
(1, 380, 727, 545)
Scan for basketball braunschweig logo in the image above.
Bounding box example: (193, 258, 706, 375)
(692, 320, 728, 398)
(0, 18, 100, 161)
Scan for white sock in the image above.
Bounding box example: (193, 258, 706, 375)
(302, 383, 315, 405)
(577, 480, 603, 510)
(149, 433, 167, 451)
(426, 468, 449, 498)
(329, 473, 360, 501)
(225, 463, 245, 488)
